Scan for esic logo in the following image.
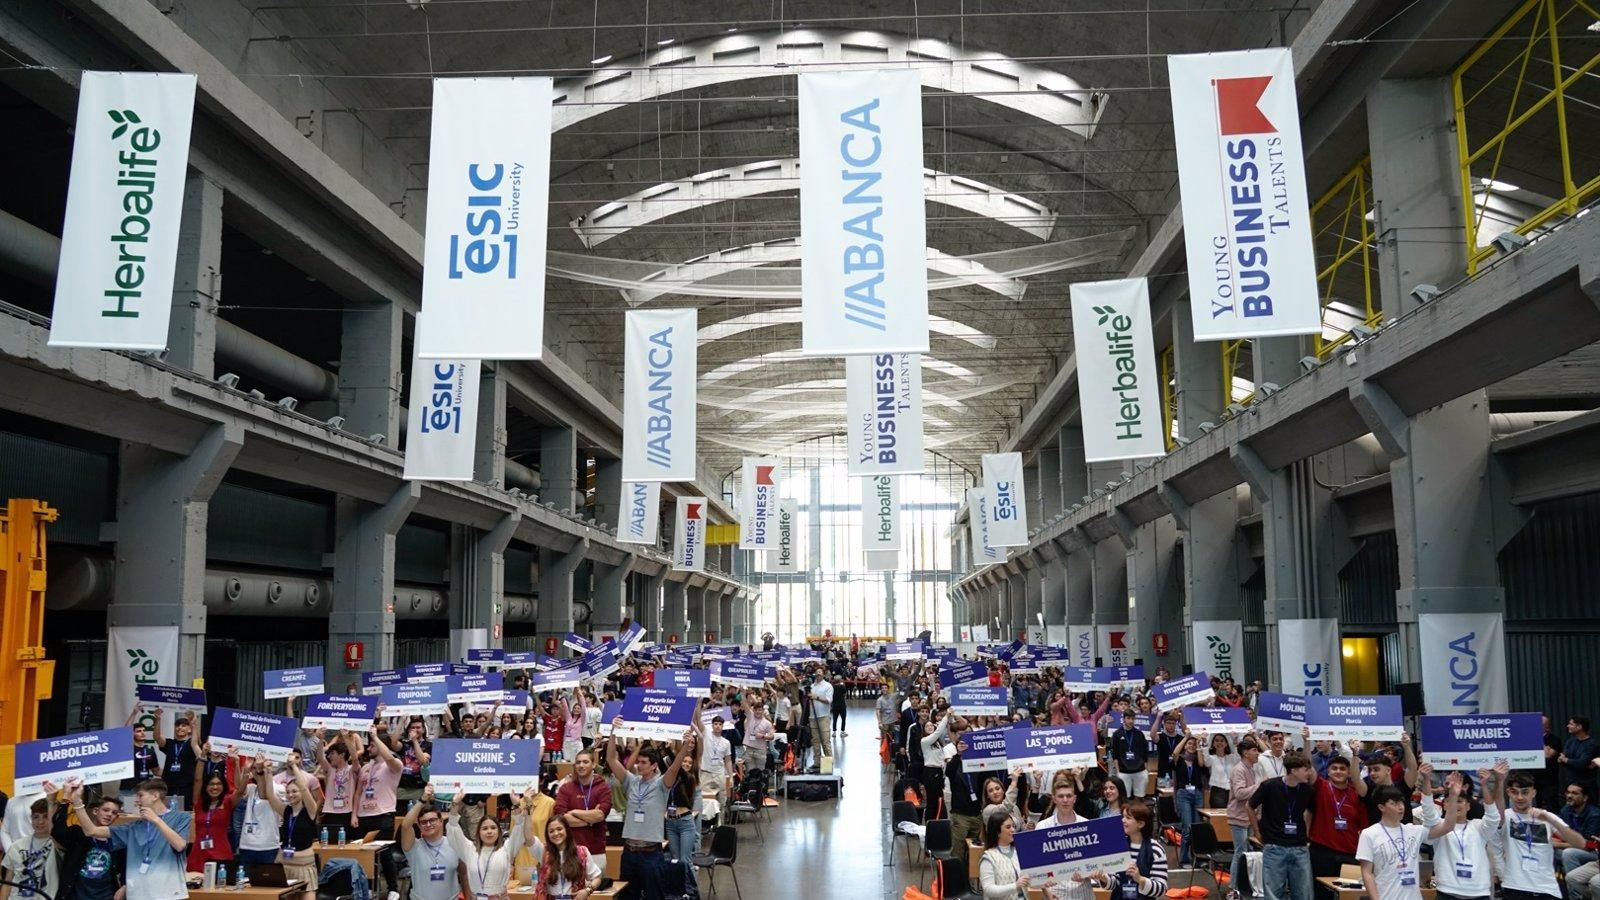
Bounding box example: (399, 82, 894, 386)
(419, 363, 464, 434)
(447, 163, 522, 280)
(992, 481, 1017, 521)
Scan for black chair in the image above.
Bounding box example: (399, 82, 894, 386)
(891, 799, 923, 868)
(920, 819, 963, 892)
(1183, 822, 1232, 895)
(693, 824, 741, 900)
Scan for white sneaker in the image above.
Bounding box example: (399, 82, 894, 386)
(388, 891, 400, 900)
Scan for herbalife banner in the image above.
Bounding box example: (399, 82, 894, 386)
(739, 457, 782, 550)
(798, 70, 929, 355)
(623, 309, 697, 481)
(617, 481, 661, 545)
(402, 355, 482, 480)
(50, 72, 197, 350)
(1071, 279, 1165, 461)
(107, 625, 179, 738)
(1168, 49, 1319, 341)
(982, 452, 1029, 546)
(966, 487, 1002, 568)
(1418, 612, 1508, 715)
(769, 498, 799, 572)
(417, 77, 552, 359)
(845, 353, 925, 475)
(862, 474, 901, 552)
(865, 549, 899, 572)
(1191, 619, 1245, 684)
(1277, 618, 1343, 695)
(673, 496, 706, 572)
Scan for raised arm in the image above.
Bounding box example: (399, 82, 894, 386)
(370, 726, 402, 772)
(125, 702, 146, 728)
(294, 761, 321, 818)
(662, 730, 698, 789)
(397, 785, 433, 852)
(605, 719, 631, 781)
(1425, 771, 1462, 840)
(1400, 732, 1419, 788)
(257, 757, 287, 816)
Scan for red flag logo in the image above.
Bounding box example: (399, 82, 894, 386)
(1214, 76, 1276, 135)
(686, 503, 703, 520)
(755, 465, 776, 486)
(1110, 631, 1127, 650)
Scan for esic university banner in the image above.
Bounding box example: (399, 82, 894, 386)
(1070, 279, 1165, 461)
(417, 77, 553, 359)
(623, 309, 697, 482)
(799, 70, 929, 355)
(403, 352, 482, 480)
(846, 352, 925, 475)
(982, 452, 1029, 547)
(739, 457, 782, 550)
(1168, 49, 1319, 341)
(51, 72, 197, 351)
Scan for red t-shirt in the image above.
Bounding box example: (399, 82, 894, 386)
(553, 775, 614, 857)
(188, 795, 236, 871)
(543, 712, 564, 748)
(1308, 778, 1368, 853)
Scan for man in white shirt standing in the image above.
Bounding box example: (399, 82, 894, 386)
(808, 676, 834, 768)
(1417, 761, 1504, 900)
(1357, 780, 1459, 900)
(700, 714, 735, 823)
(1495, 771, 1588, 900)
(1256, 731, 1289, 781)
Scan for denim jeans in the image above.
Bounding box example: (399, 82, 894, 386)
(1175, 786, 1203, 866)
(619, 848, 671, 900)
(1261, 845, 1313, 900)
(665, 816, 701, 899)
(1230, 825, 1251, 894)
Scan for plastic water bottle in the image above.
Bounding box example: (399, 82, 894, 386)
(237, 865, 250, 889)
(338, 826, 347, 846)
(320, 826, 330, 846)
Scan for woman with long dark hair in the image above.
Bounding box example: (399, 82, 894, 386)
(187, 771, 234, 872)
(536, 816, 601, 900)
(1085, 798, 1168, 899)
(977, 811, 1030, 900)
(445, 788, 530, 900)
(665, 752, 703, 899)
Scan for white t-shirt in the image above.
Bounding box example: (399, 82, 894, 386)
(1418, 794, 1499, 897)
(700, 734, 734, 779)
(775, 696, 792, 723)
(1355, 822, 1428, 900)
(1254, 751, 1287, 782)
(1207, 752, 1241, 791)
(811, 681, 834, 719)
(1495, 810, 1562, 897)
(583, 706, 601, 739)
(239, 791, 283, 852)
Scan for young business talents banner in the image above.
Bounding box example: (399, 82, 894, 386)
(982, 452, 1029, 546)
(623, 309, 697, 481)
(417, 77, 552, 359)
(50, 72, 197, 351)
(1167, 49, 1319, 341)
(799, 70, 929, 355)
(402, 354, 482, 480)
(673, 496, 706, 572)
(1070, 278, 1166, 461)
(845, 353, 925, 475)
(739, 457, 782, 550)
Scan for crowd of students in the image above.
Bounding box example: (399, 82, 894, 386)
(876, 660, 1600, 900)
(0, 645, 863, 900)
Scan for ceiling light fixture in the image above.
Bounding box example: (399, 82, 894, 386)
(657, 37, 676, 47)
(590, 54, 612, 65)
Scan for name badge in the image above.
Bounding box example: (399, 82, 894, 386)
(1399, 866, 1417, 887)
(1455, 862, 1474, 880)
(283, 847, 296, 859)
(1332, 816, 1347, 831)
(245, 822, 258, 834)
(1183, 785, 1197, 793)
(139, 862, 151, 875)
(632, 811, 645, 824)
(1282, 820, 1298, 835)
(430, 864, 448, 882)
(200, 837, 213, 850)
(1120, 881, 1138, 900)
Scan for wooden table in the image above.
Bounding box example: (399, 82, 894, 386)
(1317, 876, 1436, 900)
(313, 839, 394, 881)
(188, 884, 304, 900)
(1205, 809, 1233, 844)
(511, 881, 627, 898)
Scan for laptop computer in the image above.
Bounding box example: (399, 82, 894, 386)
(244, 864, 298, 888)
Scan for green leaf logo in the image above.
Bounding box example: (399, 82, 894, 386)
(1093, 304, 1115, 326)
(108, 108, 141, 139)
(127, 647, 149, 667)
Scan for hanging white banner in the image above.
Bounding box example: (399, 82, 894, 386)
(107, 625, 180, 739)
(1098, 624, 1134, 667)
(49, 72, 197, 351)
(982, 452, 1029, 546)
(1168, 49, 1319, 341)
(1418, 612, 1509, 715)
(865, 550, 899, 572)
(617, 481, 661, 545)
(845, 352, 925, 475)
(623, 308, 697, 481)
(739, 458, 783, 550)
(862, 474, 901, 552)
(402, 354, 482, 481)
(967, 487, 1003, 568)
(1068, 624, 1096, 667)
(417, 77, 552, 359)
(798, 69, 929, 355)
(1277, 618, 1343, 695)
(673, 496, 706, 572)
(1070, 279, 1166, 461)
(1191, 619, 1245, 684)
(768, 498, 799, 572)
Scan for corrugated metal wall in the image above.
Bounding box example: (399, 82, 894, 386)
(1339, 532, 1399, 627)
(505, 546, 535, 594)
(211, 640, 325, 714)
(1500, 494, 1600, 725)
(1241, 571, 1269, 682)
(0, 431, 112, 545)
(397, 524, 448, 585)
(208, 483, 327, 571)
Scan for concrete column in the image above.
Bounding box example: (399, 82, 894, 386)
(540, 427, 578, 512)
(719, 592, 735, 646)
(637, 570, 666, 637)
(1006, 571, 1026, 641)
(1359, 78, 1509, 707)
(662, 580, 689, 644)
(329, 483, 421, 685)
(730, 592, 749, 647)
(1060, 426, 1094, 629)
(1038, 447, 1063, 520)
(1253, 337, 1304, 392)
(700, 586, 723, 644)
(1087, 461, 1130, 652)
(107, 423, 243, 697)
(591, 557, 632, 637)
(593, 458, 623, 532)
(474, 365, 507, 487)
(448, 513, 520, 654)
(1130, 517, 1182, 672)
(1038, 543, 1067, 630)
(1024, 459, 1044, 534)
(536, 540, 587, 647)
(338, 301, 403, 446)
(168, 173, 222, 378)
(807, 475, 824, 634)
(1023, 564, 1044, 642)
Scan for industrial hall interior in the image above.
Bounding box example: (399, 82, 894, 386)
(3, 2, 1600, 900)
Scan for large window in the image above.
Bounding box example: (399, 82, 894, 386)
(739, 436, 969, 644)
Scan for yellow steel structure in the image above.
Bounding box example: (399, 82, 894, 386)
(1310, 158, 1378, 359)
(1453, 0, 1600, 274)
(1158, 345, 1176, 451)
(705, 523, 741, 545)
(0, 499, 58, 794)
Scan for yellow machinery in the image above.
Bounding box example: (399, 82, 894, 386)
(0, 499, 57, 794)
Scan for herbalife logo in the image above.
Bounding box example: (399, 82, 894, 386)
(127, 646, 161, 730)
(1095, 304, 1144, 441)
(1205, 634, 1235, 681)
(103, 107, 165, 320)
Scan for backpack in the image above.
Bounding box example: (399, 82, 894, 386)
(791, 781, 835, 801)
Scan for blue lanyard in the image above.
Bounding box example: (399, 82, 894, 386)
(1383, 825, 1409, 864)
(1453, 824, 1470, 860)
(141, 820, 157, 866)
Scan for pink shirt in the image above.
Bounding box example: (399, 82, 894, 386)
(359, 759, 400, 816)
(322, 764, 357, 814)
(565, 704, 584, 743)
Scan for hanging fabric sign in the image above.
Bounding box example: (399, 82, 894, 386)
(50, 72, 197, 350)
(1098, 625, 1134, 667)
(865, 549, 899, 572)
(1190, 619, 1245, 684)
(798, 69, 929, 355)
(417, 77, 552, 359)
(623, 308, 697, 481)
(673, 495, 706, 572)
(1070, 278, 1166, 461)
(966, 488, 1003, 567)
(862, 474, 901, 552)
(739, 457, 782, 550)
(1417, 611, 1509, 715)
(768, 498, 799, 572)
(617, 481, 661, 545)
(1167, 49, 1319, 341)
(1068, 624, 1096, 668)
(845, 352, 925, 475)
(402, 353, 482, 480)
(1277, 618, 1343, 696)
(982, 452, 1029, 546)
